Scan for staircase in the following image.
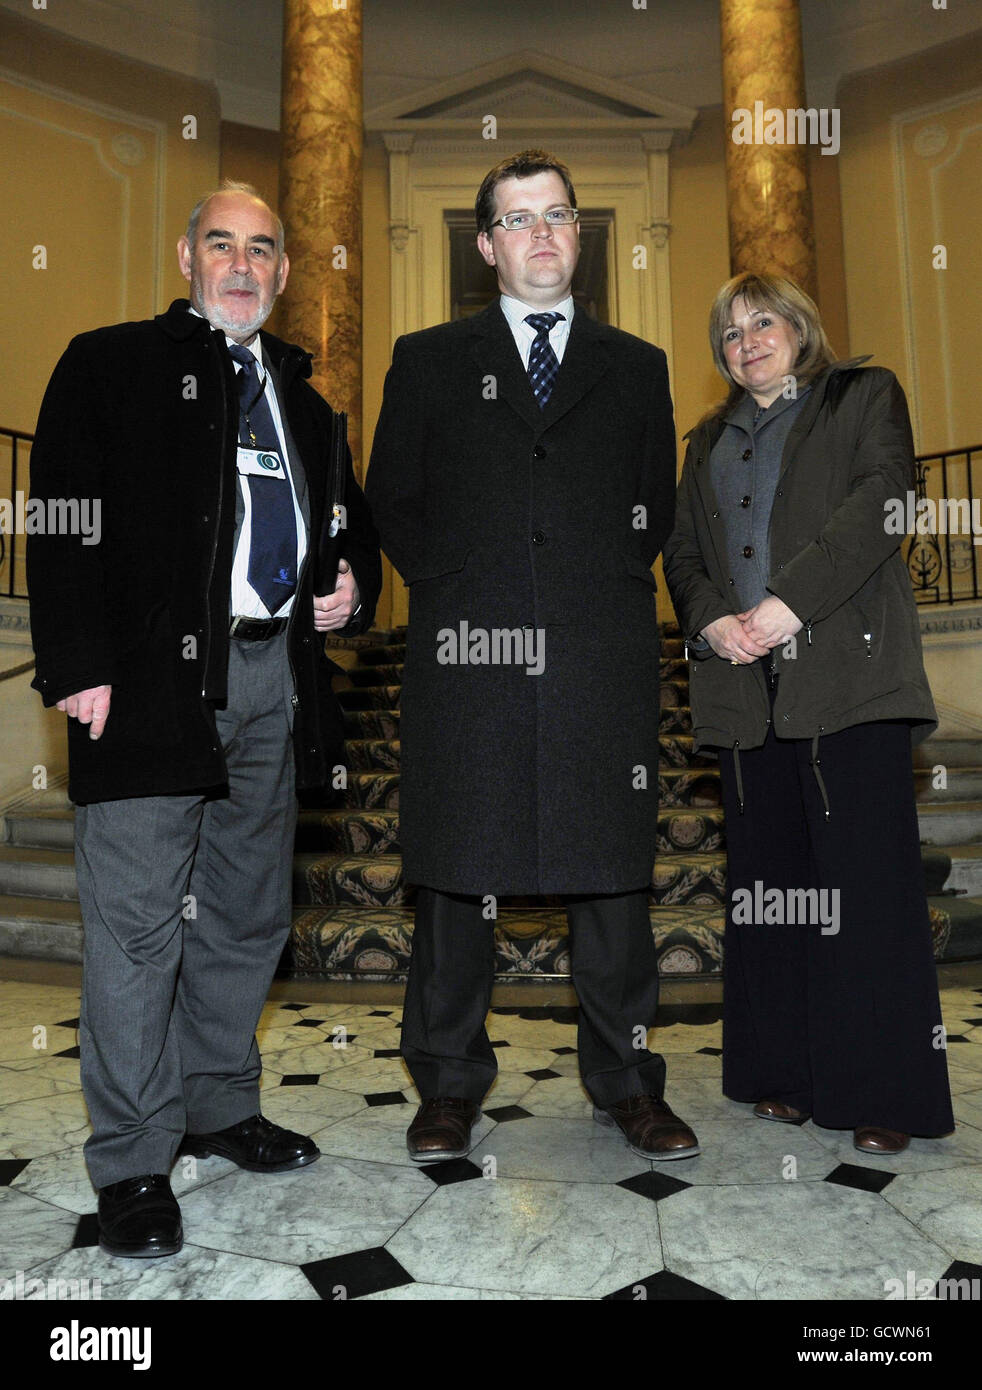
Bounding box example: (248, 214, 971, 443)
(2, 623, 982, 978)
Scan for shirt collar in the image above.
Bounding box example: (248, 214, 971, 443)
(500, 293, 575, 334)
(725, 383, 811, 432)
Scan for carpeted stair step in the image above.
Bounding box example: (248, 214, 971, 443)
(296, 806, 729, 857)
(292, 850, 731, 908)
(357, 644, 407, 664)
(336, 685, 402, 711)
(933, 844, 982, 897)
(345, 739, 401, 772)
(926, 895, 982, 962)
(341, 766, 723, 809)
(285, 901, 728, 979)
(295, 808, 401, 855)
(342, 709, 400, 739)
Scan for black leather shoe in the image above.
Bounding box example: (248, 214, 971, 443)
(98, 1174, 182, 1258)
(181, 1114, 320, 1172)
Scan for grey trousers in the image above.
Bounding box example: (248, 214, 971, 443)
(74, 631, 297, 1188)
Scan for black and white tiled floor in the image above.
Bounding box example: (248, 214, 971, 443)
(3, 978, 982, 1301)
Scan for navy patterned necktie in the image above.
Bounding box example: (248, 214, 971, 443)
(525, 312, 564, 408)
(228, 343, 297, 615)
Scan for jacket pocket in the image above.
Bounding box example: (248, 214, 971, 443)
(402, 548, 472, 586)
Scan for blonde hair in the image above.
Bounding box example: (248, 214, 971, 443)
(706, 272, 837, 419)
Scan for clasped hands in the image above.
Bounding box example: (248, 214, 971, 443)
(701, 596, 803, 665)
(59, 561, 359, 741)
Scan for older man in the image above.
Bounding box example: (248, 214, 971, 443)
(27, 181, 381, 1257)
(366, 150, 697, 1167)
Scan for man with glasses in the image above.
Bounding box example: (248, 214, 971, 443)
(366, 150, 695, 1167)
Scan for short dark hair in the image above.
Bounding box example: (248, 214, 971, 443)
(475, 149, 577, 234)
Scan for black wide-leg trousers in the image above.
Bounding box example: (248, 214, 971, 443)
(717, 697, 954, 1136)
(401, 886, 666, 1107)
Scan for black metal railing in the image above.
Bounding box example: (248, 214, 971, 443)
(907, 445, 981, 605)
(0, 425, 32, 599)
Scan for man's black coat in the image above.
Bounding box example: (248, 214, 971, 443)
(366, 300, 676, 896)
(27, 298, 381, 804)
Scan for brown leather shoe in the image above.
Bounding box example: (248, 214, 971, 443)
(407, 1098, 481, 1163)
(753, 1099, 811, 1125)
(594, 1095, 700, 1161)
(854, 1126, 909, 1154)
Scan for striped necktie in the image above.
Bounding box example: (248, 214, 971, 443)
(525, 312, 564, 408)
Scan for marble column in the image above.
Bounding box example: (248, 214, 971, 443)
(719, 0, 817, 299)
(279, 0, 363, 476)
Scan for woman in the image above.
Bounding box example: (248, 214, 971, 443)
(662, 272, 953, 1153)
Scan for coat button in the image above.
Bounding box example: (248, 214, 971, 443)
(743, 545, 754, 557)
(740, 495, 751, 507)
(533, 445, 546, 459)
(777, 489, 784, 497)
(532, 531, 545, 544)
(712, 510, 720, 519)
(728, 578, 735, 586)
(742, 448, 752, 461)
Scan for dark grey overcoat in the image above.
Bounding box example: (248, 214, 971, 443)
(366, 301, 676, 896)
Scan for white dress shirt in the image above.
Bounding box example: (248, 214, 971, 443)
(189, 307, 306, 618)
(499, 293, 575, 369)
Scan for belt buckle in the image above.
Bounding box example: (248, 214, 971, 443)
(229, 615, 245, 638)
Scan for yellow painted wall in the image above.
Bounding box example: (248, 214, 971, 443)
(838, 32, 982, 456)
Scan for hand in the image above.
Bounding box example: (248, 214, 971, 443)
(701, 616, 770, 665)
(313, 558, 360, 632)
(738, 596, 803, 650)
(56, 684, 112, 740)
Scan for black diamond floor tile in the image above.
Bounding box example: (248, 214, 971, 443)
(280, 1074, 320, 1086)
(552, 1046, 577, 1056)
(490, 1040, 511, 1048)
(363, 1091, 410, 1107)
(368, 1010, 393, 1017)
(483, 1105, 532, 1122)
(959, 1017, 982, 1026)
(279, 1003, 308, 1012)
(0, 1158, 31, 1186)
(618, 1169, 692, 1202)
(418, 1158, 483, 1186)
(294, 1019, 326, 1028)
(55, 1018, 80, 1029)
(72, 1213, 100, 1249)
(525, 1068, 561, 1081)
(696, 1047, 723, 1057)
(946, 1035, 969, 1043)
(824, 1162, 895, 1194)
(302, 1246, 414, 1300)
(935, 1260, 982, 1299)
(373, 1048, 402, 1058)
(605, 1269, 726, 1300)
(53, 1046, 81, 1059)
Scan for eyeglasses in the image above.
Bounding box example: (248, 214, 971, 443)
(490, 208, 580, 232)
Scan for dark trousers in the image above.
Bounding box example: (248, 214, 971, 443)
(717, 687, 954, 1136)
(401, 886, 666, 1107)
(75, 631, 297, 1188)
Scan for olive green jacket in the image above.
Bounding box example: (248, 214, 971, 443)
(663, 359, 937, 752)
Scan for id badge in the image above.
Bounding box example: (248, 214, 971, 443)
(236, 446, 286, 480)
